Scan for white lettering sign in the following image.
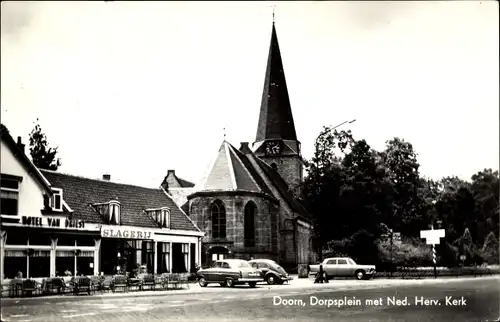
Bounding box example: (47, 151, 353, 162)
(21, 216, 85, 229)
(101, 227, 154, 240)
(420, 229, 445, 245)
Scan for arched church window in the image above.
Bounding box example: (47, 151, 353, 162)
(244, 201, 256, 247)
(211, 200, 226, 239)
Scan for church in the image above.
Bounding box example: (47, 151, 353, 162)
(162, 21, 316, 271)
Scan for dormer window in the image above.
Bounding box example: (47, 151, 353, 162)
(51, 188, 63, 211)
(146, 207, 170, 228)
(108, 200, 121, 225)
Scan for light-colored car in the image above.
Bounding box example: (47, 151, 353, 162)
(309, 257, 376, 280)
(197, 259, 264, 288)
(249, 259, 293, 285)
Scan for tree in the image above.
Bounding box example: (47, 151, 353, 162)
(28, 119, 62, 170)
(481, 232, 499, 264)
(471, 169, 500, 246)
(381, 138, 422, 236)
(301, 127, 354, 260)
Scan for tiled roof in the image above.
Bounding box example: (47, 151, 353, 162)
(40, 170, 200, 231)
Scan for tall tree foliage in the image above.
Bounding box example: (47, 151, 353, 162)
(28, 119, 62, 170)
(302, 125, 499, 266)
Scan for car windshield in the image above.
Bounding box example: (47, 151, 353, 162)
(348, 259, 356, 265)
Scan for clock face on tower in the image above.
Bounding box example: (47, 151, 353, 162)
(265, 141, 282, 156)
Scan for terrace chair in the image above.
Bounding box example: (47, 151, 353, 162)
(112, 275, 128, 292)
(89, 276, 101, 293)
(9, 279, 22, 298)
(178, 273, 190, 289)
(154, 275, 164, 290)
(167, 274, 180, 290)
(140, 274, 156, 291)
(21, 279, 38, 297)
(73, 277, 93, 295)
(99, 276, 113, 293)
(44, 278, 65, 295)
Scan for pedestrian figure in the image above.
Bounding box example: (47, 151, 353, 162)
(314, 264, 328, 283)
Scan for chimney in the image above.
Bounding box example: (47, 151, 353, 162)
(102, 174, 111, 181)
(17, 136, 25, 154)
(240, 142, 251, 154)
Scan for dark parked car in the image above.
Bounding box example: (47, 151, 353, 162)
(197, 259, 263, 288)
(249, 259, 293, 285)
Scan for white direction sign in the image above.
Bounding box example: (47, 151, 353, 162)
(420, 229, 445, 245)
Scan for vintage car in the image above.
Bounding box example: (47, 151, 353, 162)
(197, 259, 264, 288)
(309, 257, 376, 280)
(249, 259, 293, 285)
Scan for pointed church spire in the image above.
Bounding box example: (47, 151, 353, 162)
(255, 19, 297, 142)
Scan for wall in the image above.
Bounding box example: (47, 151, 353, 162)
(188, 193, 279, 264)
(0, 140, 47, 218)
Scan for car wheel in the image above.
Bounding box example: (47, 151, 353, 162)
(225, 278, 234, 288)
(355, 270, 365, 280)
(266, 275, 277, 285)
(248, 282, 257, 288)
(198, 277, 208, 287)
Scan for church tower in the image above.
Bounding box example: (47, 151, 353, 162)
(252, 21, 303, 190)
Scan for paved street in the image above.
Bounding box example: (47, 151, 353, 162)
(1, 276, 499, 322)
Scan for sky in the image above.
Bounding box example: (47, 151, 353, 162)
(1, 1, 498, 188)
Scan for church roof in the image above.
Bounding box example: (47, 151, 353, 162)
(256, 23, 297, 142)
(196, 141, 310, 220)
(198, 141, 264, 193)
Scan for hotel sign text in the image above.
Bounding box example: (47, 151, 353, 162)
(101, 227, 154, 240)
(21, 216, 85, 229)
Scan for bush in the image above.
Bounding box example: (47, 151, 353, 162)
(377, 240, 433, 269)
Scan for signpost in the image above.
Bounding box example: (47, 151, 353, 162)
(420, 227, 445, 279)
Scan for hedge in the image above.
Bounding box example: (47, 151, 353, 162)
(374, 266, 500, 279)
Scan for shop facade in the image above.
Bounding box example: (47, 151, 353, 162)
(99, 225, 202, 275)
(0, 123, 204, 285)
(0, 215, 101, 279)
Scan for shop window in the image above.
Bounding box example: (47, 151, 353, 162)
(5, 233, 28, 246)
(29, 252, 50, 278)
(75, 235, 95, 247)
(76, 257, 94, 276)
(57, 235, 75, 246)
(56, 256, 74, 277)
(141, 241, 154, 273)
(1, 176, 19, 216)
(158, 242, 170, 273)
(51, 188, 63, 211)
(4, 255, 27, 278)
(28, 234, 52, 246)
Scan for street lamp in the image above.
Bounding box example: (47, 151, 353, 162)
(331, 119, 356, 131)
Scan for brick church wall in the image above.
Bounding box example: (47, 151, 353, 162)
(188, 193, 280, 265)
